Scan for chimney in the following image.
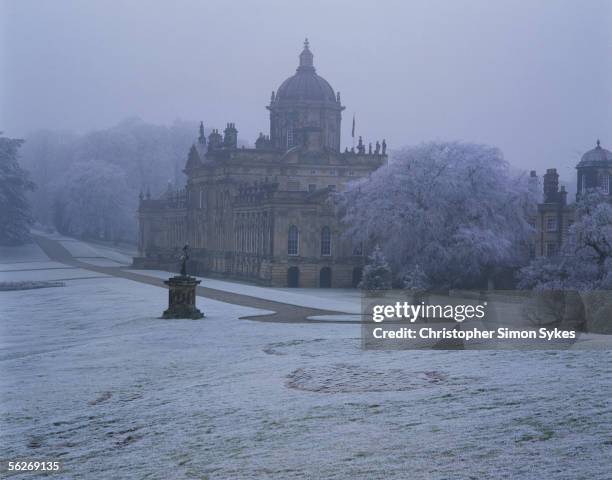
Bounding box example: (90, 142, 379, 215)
(528, 170, 539, 195)
(559, 185, 567, 206)
(223, 122, 238, 149)
(543, 168, 559, 203)
(207, 129, 223, 150)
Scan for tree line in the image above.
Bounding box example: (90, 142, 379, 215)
(10, 117, 197, 244)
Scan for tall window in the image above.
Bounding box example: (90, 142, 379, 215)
(546, 242, 558, 257)
(287, 127, 295, 148)
(288, 225, 299, 256)
(546, 217, 557, 232)
(600, 174, 610, 194)
(321, 226, 331, 256)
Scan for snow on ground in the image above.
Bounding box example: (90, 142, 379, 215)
(0, 261, 68, 272)
(1, 243, 611, 479)
(60, 240, 134, 266)
(0, 242, 110, 283)
(30, 229, 136, 266)
(0, 268, 110, 283)
(0, 242, 50, 263)
(72, 258, 128, 267)
(60, 242, 133, 266)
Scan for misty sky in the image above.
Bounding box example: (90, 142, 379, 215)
(2, 0, 611, 183)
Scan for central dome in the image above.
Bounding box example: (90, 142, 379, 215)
(275, 39, 337, 103)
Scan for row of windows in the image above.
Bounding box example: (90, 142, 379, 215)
(580, 174, 610, 194)
(287, 225, 362, 256)
(287, 225, 331, 256)
(289, 181, 336, 192)
(528, 217, 558, 232)
(543, 216, 572, 233)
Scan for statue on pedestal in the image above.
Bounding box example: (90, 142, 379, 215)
(162, 244, 204, 319)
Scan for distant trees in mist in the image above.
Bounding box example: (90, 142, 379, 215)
(0, 134, 35, 245)
(19, 118, 197, 243)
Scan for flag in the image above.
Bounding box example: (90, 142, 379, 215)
(351, 114, 355, 138)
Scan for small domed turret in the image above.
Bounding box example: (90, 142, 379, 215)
(577, 139, 612, 168)
(576, 140, 612, 199)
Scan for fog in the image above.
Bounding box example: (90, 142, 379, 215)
(2, 0, 612, 182)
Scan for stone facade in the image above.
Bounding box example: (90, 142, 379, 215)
(531, 141, 612, 258)
(135, 40, 387, 287)
(531, 168, 574, 258)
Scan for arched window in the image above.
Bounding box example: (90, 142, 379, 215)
(288, 225, 299, 256)
(321, 226, 331, 256)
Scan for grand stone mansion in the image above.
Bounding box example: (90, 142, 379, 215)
(135, 40, 387, 287)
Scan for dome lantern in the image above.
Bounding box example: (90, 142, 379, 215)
(298, 38, 314, 71)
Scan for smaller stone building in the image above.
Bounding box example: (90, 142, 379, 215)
(532, 140, 612, 257)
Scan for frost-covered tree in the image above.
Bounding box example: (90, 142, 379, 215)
(359, 245, 392, 291)
(402, 263, 429, 291)
(17, 129, 78, 227)
(0, 134, 35, 245)
(53, 161, 134, 242)
(518, 192, 612, 291)
(338, 141, 535, 289)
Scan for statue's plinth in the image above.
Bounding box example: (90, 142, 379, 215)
(162, 275, 204, 319)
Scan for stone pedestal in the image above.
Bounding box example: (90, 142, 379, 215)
(162, 275, 204, 319)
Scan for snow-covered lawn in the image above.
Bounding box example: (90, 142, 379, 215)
(0, 242, 50, 263)
(0, 267, 109, 283)
(0, 242, 611, 479)
(30, 229, 136, 265)
(0, 261, 69, 271)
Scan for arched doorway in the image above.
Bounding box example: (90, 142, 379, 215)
(287, 266, 300, 288)
(319, 267, 332, 288)
(352, 267, 363, 288)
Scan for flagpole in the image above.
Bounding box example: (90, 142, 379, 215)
(351, 113, 355, 150)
